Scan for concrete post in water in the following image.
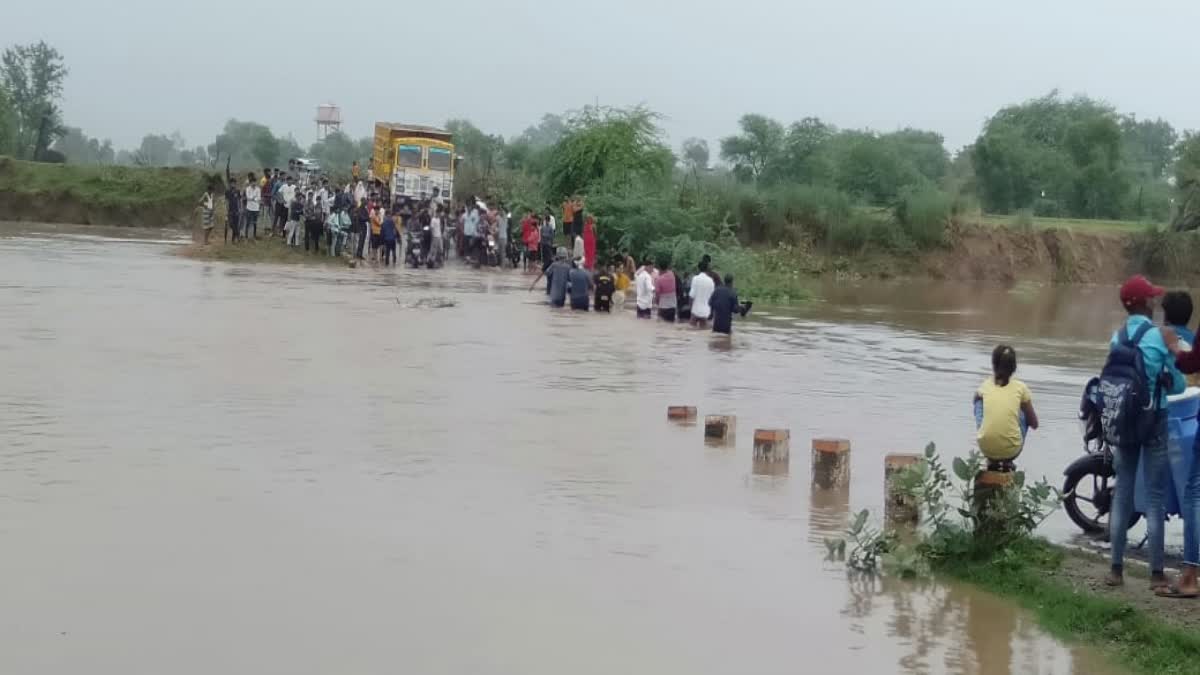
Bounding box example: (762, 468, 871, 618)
(884, 453, 921, 526)
(704, 415, 736, 443)
(667, 406, 697, 422)
(752, 429, 790, 476)
(811, 438, 851, 490)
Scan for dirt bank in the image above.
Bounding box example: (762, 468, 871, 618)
(922, 222, 1141, 284)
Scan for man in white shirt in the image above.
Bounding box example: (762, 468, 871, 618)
(280, 179, 296, 214)
(635, 260, 656, 319)
(689, 260, 717, 328)
(243, 173, 261, 240)
(315, 182, 330, 217)
(429, 206, 444, 265)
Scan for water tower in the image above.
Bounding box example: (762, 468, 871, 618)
(315, 103, 342, 140)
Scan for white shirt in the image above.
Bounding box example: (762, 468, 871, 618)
(244, 185, 260, 212)
(281, 183, 296, 206)
(635, 269, 655, 310)
(315, 188, 330, 214)
(690, 273, 716, 319)
(200, 192, 213, 211)
(548, 215, 556, 231)
(430, 216, 443, 238)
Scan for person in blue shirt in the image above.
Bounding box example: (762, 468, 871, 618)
(380, 212, 399, 266)
(1106, 275, 1186, 590)
(1163, 291, 1196, 348)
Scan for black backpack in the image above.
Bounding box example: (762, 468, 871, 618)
(1095, 323, 1157, 448)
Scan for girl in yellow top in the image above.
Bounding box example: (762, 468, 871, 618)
(974, 345, 1040, 468)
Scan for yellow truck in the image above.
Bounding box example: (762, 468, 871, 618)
(372, 123, 455, 202)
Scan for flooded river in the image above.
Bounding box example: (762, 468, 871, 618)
(0, 224, 1133, 674)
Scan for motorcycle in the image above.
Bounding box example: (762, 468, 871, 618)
(485, 234, 499, 267)
(405, 229, 424, 268)
(1063, 380, 1197, 535)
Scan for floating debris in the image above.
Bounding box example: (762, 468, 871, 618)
(397, 296, 457, 309)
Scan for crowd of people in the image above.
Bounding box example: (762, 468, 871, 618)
(530, 248, 752, 336)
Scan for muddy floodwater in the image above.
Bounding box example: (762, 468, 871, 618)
(0, 224, 1135, 674)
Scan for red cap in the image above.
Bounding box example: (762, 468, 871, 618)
(1119, 275, 1165, 308)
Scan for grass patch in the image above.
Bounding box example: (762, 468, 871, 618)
(941, 539, 1200, 675)
(0, 156, 218, 209)
(180, 236, 348, 267)
(971, 211, 1153, 235)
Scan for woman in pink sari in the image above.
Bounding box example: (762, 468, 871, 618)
(583, 216, 597, 270)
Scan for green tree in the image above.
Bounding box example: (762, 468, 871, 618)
(446, 118, 501, 165)
(52, 127, 114, 165)
(831, 132, 924, 203)
(972, 92, 1129, 217)
(134, 133, 178, 166)
(542, 105, 673, 200)
(0, 88, 15, 155)
(208, 120, 279, 170)
(515, 114, 567, 149)
(278, 134, 305, 164)
(1171, 132, 1200, 231)
(776, 117, 835, 184)
(0, 41, 68, 159)
(308, 131, 366, 175)
(1121, 115, 1177, 179)
(883, 129, 949, 183)
(719, 113, 784, 181)
(681, 137, 709, 172)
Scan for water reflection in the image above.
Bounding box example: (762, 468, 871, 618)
(0, 225, 1130, 675)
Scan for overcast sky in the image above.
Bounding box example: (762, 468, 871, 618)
(5, 0, 1199, 155)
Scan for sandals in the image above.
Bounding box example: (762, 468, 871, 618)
(1156, 585, 1199, 599)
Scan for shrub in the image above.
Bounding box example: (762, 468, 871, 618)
(827, 443, 1061, 576)
(1013, 208, 1035, 232)
(826, 211, 871, 252)
(762, 184, 853, 243)
(894, 187, 952, 248)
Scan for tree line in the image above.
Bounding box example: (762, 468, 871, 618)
(0, 41, 376, 175)
(4, 39, 1198, 233)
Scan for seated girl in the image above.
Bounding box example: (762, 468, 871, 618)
(974, 345, 1039, 471)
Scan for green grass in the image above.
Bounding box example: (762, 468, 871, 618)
(942, 539, 1200, 675)
(0, 156, 218, 210)
(182, 236, 348, 266)
(968, 211, 1156, 235)
(848, 203, 1158, 235)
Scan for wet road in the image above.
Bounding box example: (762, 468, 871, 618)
(0, 224, 1127, 674)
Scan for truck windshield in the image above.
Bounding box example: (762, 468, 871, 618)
(428, 147, 452, 171)
(396, 145, 422, 169)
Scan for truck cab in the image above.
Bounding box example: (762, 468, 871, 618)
(373, 123, 455, 203)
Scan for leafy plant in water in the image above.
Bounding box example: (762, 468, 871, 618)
(828, 442, 1062, 574)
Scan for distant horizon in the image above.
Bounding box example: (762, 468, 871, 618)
(51, 90, 1185, 161)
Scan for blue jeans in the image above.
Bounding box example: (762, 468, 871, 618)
(1184, 439, 1200, 568)
(1110, 413, 1169, 573)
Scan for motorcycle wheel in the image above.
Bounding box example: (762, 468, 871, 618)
(1062, 454, 1142, 535)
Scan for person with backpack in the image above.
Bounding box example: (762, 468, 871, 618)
(1099, 275, 1186, 591)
